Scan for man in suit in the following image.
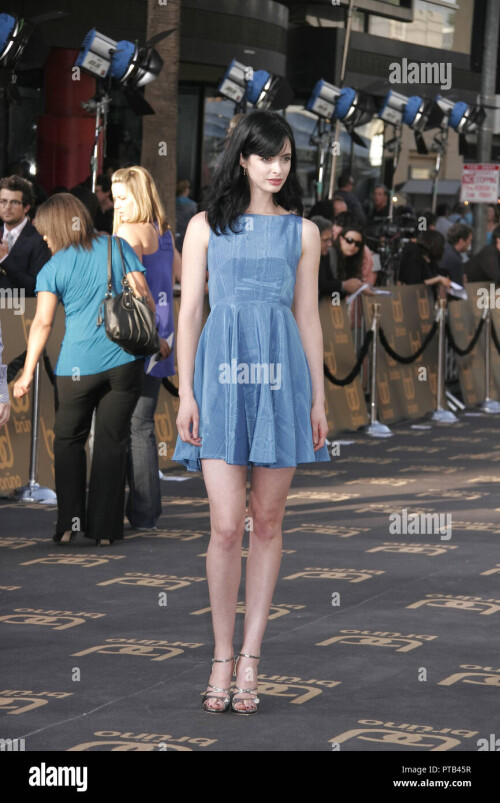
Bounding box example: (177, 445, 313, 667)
(0, 176, 50, 297)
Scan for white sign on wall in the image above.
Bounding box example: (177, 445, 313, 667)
(461, 164, 500, 204)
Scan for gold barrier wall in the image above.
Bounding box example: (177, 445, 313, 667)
(448, 282, 500, 406)
(319, 298, 368, 434)
(3, 285, 481, 489)
(362, 285, 439, 425)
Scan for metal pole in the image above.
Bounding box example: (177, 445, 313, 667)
(328, 0, 355, 199)
(480, 307, 500, 412)
(388, 124, 402, 222)
(431, 299, 458, 423)
(366, 303, 392, 437)
(474, 0, 500, 253)
(431, 126, 449, 215)
(15, 358, 57, 504)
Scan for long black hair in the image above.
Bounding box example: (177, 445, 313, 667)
(206, 110, 303, 235)
(334, 225, 365, 281)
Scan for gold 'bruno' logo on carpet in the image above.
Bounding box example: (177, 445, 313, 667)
(407, 594, 500, 615)
(283, 567, 385, 583)
(0, 608, 105, 629)
(191, 601, 306, 620)
(0, 690, 73, 714)
(20, 554, 126, 568)
(67, 731, 217, 751)
(97, 572, 205, 591)
(72, 639, 203, 662)
(366, 542, 457, 556)
(255, 674, 340, 704)
(316, 630, 437, 652)
(438, 665, 500, 687)
(329, 720, 478, 751)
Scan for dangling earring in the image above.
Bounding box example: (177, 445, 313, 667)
(243, 168, 247, 176)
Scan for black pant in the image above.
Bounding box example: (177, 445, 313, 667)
(53, 360, 143, 541)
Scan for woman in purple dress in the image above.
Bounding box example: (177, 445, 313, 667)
(112, 166, 182, 530)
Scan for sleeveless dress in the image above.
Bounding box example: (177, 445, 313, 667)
(172, 213, 331, 472)
(141, 227, 175, 377)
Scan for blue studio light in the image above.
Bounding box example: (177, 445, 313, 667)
(0, 13, 17, 59)
(218, 58, 286, 109)
(75, 28, 163, 88)
(307, 79, 341, 118)
(436, 96, 486, 135)
(0, 12, 32, 68)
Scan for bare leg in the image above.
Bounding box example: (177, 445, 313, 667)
(233, 465, 296, 712)
(201, 458, 247, 710)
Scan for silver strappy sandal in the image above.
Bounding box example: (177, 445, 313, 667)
(231, 652, 260, 715)
(202, 656, 234, 713)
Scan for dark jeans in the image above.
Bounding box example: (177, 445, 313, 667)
(53, 360, 143, 541)
(126, 373, 162, 528)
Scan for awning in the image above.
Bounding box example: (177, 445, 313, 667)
(398, 179, 462, 196)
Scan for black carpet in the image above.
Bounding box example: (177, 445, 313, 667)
(1, 416, 499, 755)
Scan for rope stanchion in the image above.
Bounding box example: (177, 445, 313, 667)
(324, 330, 373, 386)
(431, 299, 458, 424)
(480, 306, 500, 414)
(491, 318, 500, 356)
(14, 358, 57, 504)
(365, 303, 392, 438)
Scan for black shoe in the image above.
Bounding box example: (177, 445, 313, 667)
(53, 531, 77, 545)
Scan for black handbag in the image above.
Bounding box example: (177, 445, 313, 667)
(97, 235, 160, 357)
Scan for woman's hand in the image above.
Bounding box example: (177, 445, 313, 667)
(311, 401, 328, 452)
(158, 338, 173, 360)
(13, 371, 34, 399)
(176, 394, 202, 446)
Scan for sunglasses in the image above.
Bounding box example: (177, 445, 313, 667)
(342, 235, 363, 247)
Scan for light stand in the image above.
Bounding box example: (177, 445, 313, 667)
(430, 124, 449, 215)
(310, 119, 337, 203)
(83, 88, 111, 193)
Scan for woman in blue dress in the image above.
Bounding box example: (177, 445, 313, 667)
(172, 110, 330, 714)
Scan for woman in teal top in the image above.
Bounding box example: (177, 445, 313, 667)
(13, 193, 155, 545)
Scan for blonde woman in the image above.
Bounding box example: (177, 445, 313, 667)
(13, 194, 154, 544)
(112, 166, 182, 531)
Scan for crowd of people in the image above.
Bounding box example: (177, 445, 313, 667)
(2, 159, 500, 495)
(1, 166, 181, 544)
(308, 173, 500, 300)
(2, 110, 500, 716)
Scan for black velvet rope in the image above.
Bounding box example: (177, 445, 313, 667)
(42, 351, 55, 386)
(6, 351, 26, 383)
(445, 317, 485, 357)
(378, 322, 438, 364)
(324, 329, 373, 386)
(490, 318, 500, 356)
(161, 376, 179, 397)
(7, 350, 56, 386)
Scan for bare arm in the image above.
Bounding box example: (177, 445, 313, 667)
(116, 223, 143, 261)
(13, 291, 58, 397)
(292, 218, 325, 407)
(172, 233, 182, 283)
(176, 211, 209, 399)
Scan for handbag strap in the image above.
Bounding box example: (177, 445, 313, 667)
(106, 234, 113, 294)
(115, 236, 130, 287)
